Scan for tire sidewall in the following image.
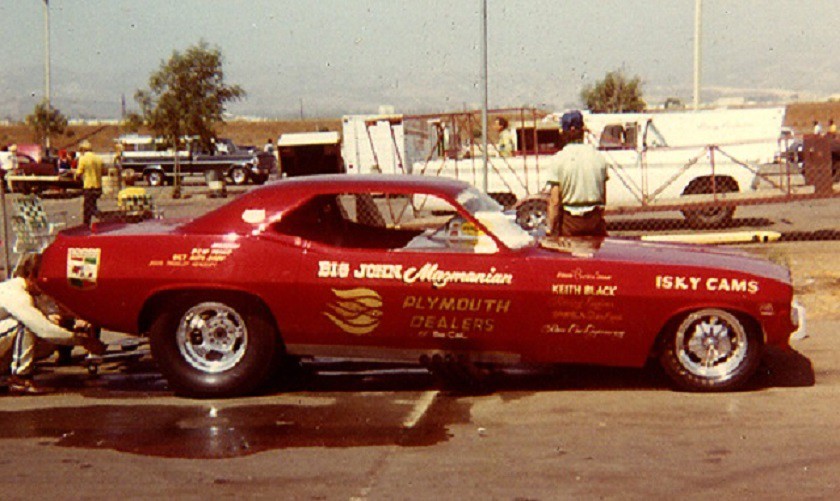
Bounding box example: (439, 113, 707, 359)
(150, 294, 280, 398)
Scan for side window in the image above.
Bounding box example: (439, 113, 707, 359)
(273, 192, 496, 253)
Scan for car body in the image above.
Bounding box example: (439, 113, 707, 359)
(35, 175, 804, 397)
(3, 153, 82, 193)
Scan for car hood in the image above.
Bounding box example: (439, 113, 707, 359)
(532, 236, 791, 283)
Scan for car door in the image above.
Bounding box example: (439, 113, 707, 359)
(284, 192, 526, 363)
(519, 239, 644, 367)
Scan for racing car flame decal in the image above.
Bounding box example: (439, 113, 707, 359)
(324, 288, 383, 335)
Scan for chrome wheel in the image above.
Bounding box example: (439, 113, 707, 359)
(675, 309, 747, 380)
(176, 302, 248, 374)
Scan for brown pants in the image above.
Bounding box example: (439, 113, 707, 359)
(561, 208, 607, 237)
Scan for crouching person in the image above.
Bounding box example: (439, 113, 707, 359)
(0, 256, 105, 395)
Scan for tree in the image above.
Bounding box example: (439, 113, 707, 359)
(135, 41, 244, 196)
(580, 70, 646, 113)
(123, 112, 145, 134)
(25, 100, 68, 149)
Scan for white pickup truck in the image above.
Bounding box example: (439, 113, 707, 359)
(411, 108, 785, 229)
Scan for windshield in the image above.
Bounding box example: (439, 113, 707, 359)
(456, 187, 532, 249)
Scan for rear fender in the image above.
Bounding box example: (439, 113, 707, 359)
(138, 288, 279, 339)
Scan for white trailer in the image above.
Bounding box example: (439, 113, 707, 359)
(341, 114, 406, 175)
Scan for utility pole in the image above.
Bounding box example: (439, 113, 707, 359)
(480, 0, 489, 193)
(693, 0, 702, 111)
(43, 0, 51, 152)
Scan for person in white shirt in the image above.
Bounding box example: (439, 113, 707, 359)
(0, 255, 104, 395)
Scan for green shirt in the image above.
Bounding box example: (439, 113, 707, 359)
(549, 143, 608, 215)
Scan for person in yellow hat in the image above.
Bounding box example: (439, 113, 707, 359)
(74, 140, 103, 225)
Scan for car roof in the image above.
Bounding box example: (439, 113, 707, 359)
(182, 174, 474, 234)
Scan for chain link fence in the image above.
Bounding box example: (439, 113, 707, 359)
(3, 114, 839, 277)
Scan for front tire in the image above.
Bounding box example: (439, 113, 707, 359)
(659, 308, 761, 392)
(149, 294, 281, 398)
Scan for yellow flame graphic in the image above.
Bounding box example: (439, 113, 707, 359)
(324, 288, 383, 335)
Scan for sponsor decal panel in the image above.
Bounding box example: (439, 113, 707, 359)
(67, 248, 101, 290)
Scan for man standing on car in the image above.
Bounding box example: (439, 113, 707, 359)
(545, 111, 608, 237)
(74, 140, 103, 225)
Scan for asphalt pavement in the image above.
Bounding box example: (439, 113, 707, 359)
(0, 182, 838, 498)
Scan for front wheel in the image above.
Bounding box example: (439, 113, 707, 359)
(149, 294, 281, 398)
(659, 308, 761, 392)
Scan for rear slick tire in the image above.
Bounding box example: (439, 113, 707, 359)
(149, 294, 280, 398)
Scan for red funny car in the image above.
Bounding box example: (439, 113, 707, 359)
(36, 175, 805, 397)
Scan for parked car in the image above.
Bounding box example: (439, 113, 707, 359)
(3, 153, 81, 194)
(35, 175, 804, 397)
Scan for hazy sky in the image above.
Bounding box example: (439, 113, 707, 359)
(2, 0, 838, 119)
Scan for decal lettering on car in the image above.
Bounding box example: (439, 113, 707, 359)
(323, 288, 383, 335)
(552, 284, 617, 296)
(149, 244, 236, 268)
(67, 248, 101, 290)
(540, 323, 626, 339)
(318, 260, 513, 288)
(555, 268, 613, 281)
(402, 295, 511, 339)
(655, 274, 759, 294)
(544, 296, 626, 340)
(549, 296, 622, 323)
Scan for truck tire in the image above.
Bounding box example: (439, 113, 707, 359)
(230, 167, 249, 186)
(516, 199, 548, 231)
(146, 171, 165, 187)
(681, 177, 738, 229)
